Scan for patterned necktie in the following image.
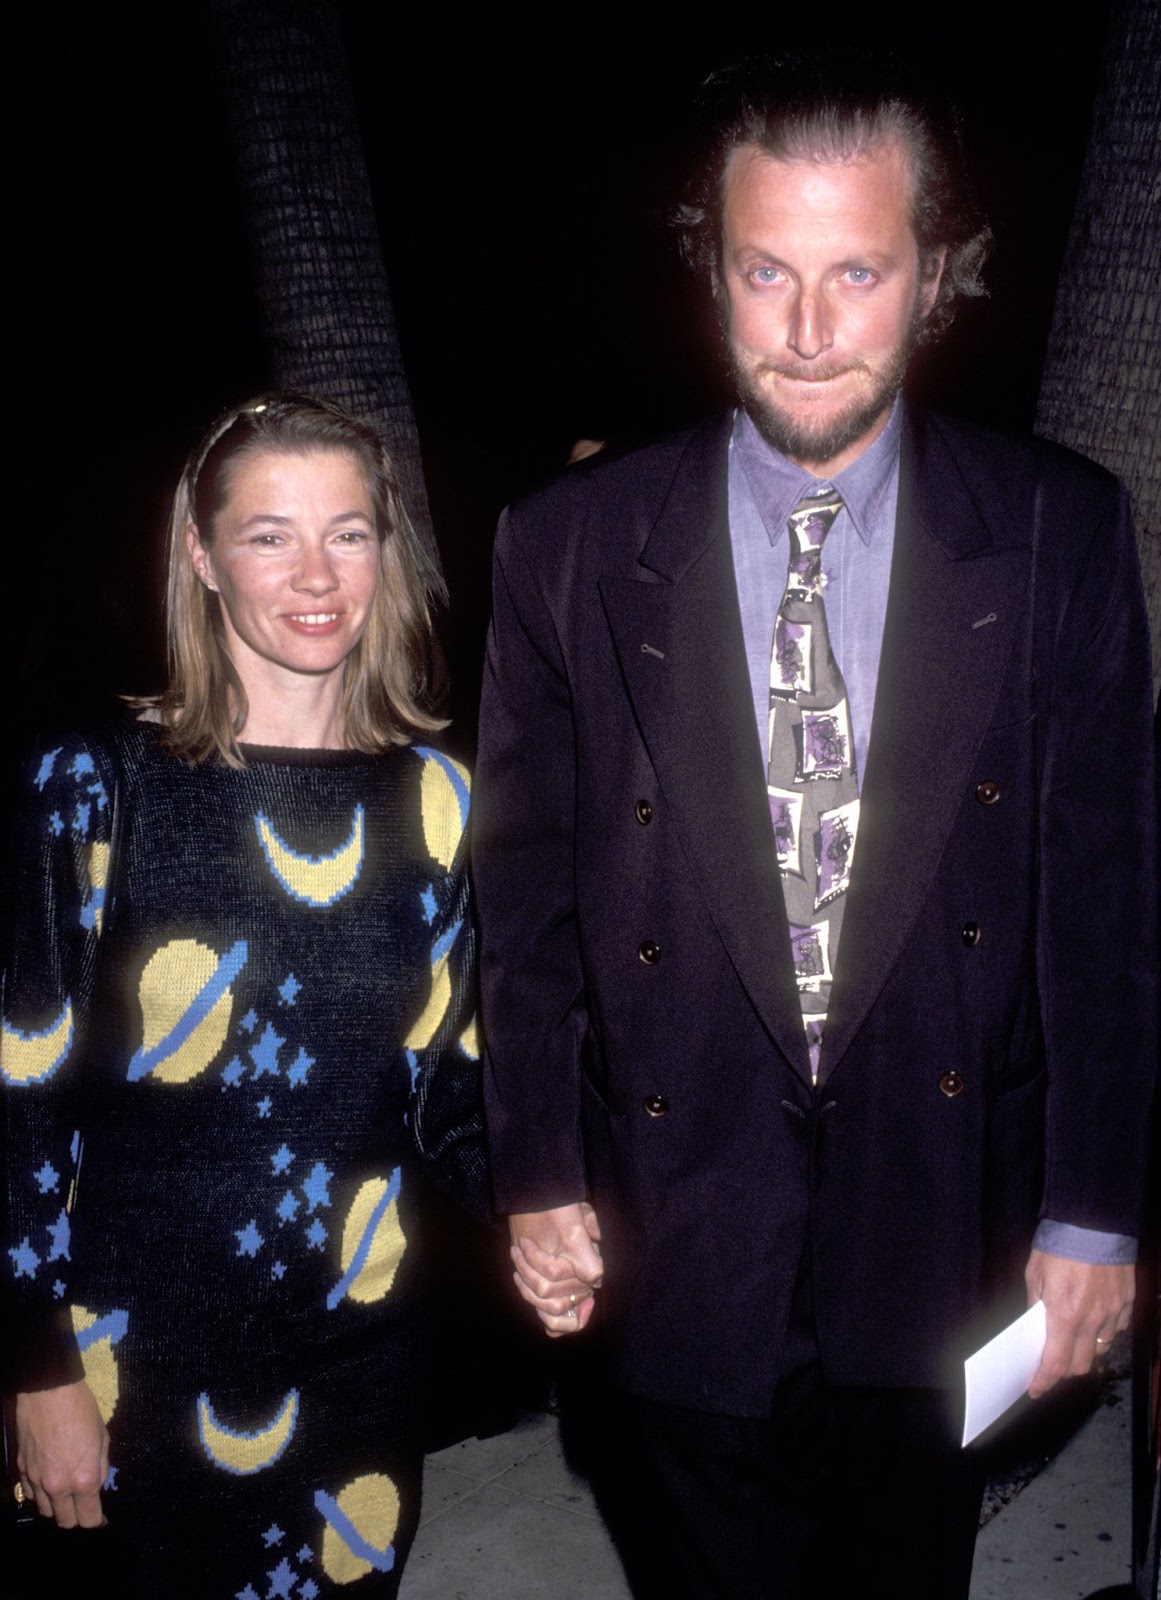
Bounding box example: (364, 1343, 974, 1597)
(766, 487, 860, 1083)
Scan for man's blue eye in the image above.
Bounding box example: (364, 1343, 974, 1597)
(753, 266, 779, 283)
(847, 268, 873, 284)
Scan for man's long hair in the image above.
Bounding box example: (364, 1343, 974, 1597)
(673, 54, 993, 343)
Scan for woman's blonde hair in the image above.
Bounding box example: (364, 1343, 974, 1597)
(138, 392, 448, 766)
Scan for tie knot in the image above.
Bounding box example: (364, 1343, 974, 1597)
(788, 489, 844, 552)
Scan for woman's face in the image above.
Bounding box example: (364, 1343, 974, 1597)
(188, 447, 381, 694)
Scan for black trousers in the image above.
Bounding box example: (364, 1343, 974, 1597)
(574, 1257, 985, 1600)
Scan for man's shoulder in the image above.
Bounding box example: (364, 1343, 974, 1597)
(502, 413, 732, 543)
(911, 408, 1122, 509)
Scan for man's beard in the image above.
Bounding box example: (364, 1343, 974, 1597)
(727, 309, 922, 468)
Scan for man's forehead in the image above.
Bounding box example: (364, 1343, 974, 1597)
(721, 136, 919, 222)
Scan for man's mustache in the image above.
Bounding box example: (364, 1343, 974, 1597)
(752, 359, 870, 383)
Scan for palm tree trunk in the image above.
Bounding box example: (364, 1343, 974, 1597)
(203, 0, 440, 588)
(1034, 0, 1160, 702)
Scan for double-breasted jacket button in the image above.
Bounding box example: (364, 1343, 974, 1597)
(643, 1093, 669, 1117)
(939, 1070, 966, 1097)
(638, 939, 661, 965)
(975, 779, 1001, 806)
(635, 799, 654, 825)
(961, 922, 981, 947)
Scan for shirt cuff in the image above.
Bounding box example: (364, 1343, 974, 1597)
(1033, 1220, 1137, 1265)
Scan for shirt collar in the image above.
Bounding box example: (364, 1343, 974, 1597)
(731, 395, 903, 547)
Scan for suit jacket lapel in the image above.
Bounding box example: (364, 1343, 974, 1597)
(599, 418, 812, 1080)
(818, 410, 1032, 1081)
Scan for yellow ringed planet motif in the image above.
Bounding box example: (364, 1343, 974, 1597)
(458, 1015, 481, 1060)
(82, 840, 110, 934)
(414, 748, 470, 871)
(402, 920, 461, 1051)
(255, 806, 365, 906)
(197, 1389, 299, 1475)
(316, 1473, 399, 1582)
(0, 1002, 74, 1086)
(71, 1305, 129, 1425)
(327, 1171, 404, 1309)
(127, 939, 247, 1083)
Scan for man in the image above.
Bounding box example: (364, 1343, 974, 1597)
(473, 57, 1156, 1598)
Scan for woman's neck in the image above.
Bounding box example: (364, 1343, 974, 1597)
(235, 668, 350, 750)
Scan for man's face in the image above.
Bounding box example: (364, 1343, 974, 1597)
(718, 138, 944, 474)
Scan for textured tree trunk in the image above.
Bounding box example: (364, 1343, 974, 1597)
(1034, 0, 1160, 701)
(203, 0, 440, 587)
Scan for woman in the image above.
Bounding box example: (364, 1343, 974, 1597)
(2, 394, 482, 1595)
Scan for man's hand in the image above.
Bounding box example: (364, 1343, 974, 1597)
(509, 1202, 603, 1337)
(1025, 1250, 1134, 1399)
(15, 1380, 109, 1528)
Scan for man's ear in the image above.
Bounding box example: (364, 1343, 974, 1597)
(919, 246, 948, 319)
(187, 524, 218, 592)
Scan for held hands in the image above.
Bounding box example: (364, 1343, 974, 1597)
(1025, 1250, 1134, 1399)
(15, 1380, 109, 1528)
(509, 1202, 603, 1337)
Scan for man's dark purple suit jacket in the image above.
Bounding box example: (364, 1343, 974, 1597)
(473, 405, 1157, 1417)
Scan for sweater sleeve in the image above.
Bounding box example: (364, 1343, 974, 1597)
(404, 748, 488, 1223)
(2, 735, 115, 1390)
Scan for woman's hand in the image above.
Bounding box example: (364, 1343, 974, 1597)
(15, 1380, 109, 1527)
(508, 1201, 603, 1336)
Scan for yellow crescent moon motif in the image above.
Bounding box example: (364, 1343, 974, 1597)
(196, 1389, 299, 1475)
(255, 807, 365, 906)
(71, 1305, 129, 1425)
(458, 1015, 481, 1060)
(316, 1473, 399, 1582)
(127, 939, 247, 1083)
(0, 1002, 74, 1086)
(416, 750, 470, 871)
(327, 1172, 405, 1309)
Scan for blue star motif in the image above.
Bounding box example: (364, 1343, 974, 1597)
(266, 1557, 297, 1598)
(221, 1057, 246, 1090)
(35, 748, 62, 789)
(236, 1587, 260, 1600)
(53, 1279, 66, 1298)
(34, 1161, 60, 1194)
(239, 1009, 258, 1033)
(271, 1260, 286, 1280)
(70, 1130, 81, 1162)
(305, 1219, 327, 1251)
(405, 1048, 420, 1090)
(300, 1582, 319, 1599)
(70, 753, 96, 779)
(250, 1024, 284, 1079)
(47, 1209, 71, 1262)
(276, 1191, 300, 1225)
(301, 1162, 333, 1213)
(257, 1098, 272, 1119)
(270, 1144, 294, 1175)
(103, 1465, 118, 1491)
(286, 1049, 313, 1088)
(49, 810, 64, 836)
(8, 1238, 40, 1279)
(278, 973, 301, 1006)
(420, 883, 438, 924)
(235, 1220, 264, 1258)
(72, 801, 91, 836)
(296, 1545, 312, 1564)
(262, 1525, 284, 1548)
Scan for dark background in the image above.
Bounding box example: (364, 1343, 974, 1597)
(12, 4, 1113, 773)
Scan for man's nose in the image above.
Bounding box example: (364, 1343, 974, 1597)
(787, 287, 833, 360)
